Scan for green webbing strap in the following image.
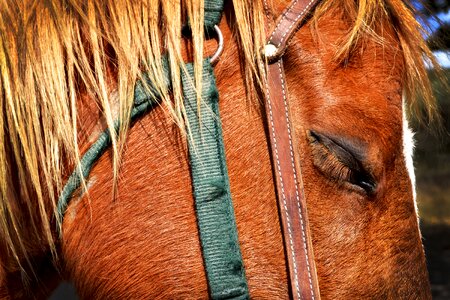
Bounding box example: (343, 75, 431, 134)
(204, 0, 224, 29)
(56, 59, 170, 230)
(57, 54, 249, 298)
(182, 59, 249, 300)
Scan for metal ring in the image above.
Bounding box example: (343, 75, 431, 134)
(210, 25, 224, 65)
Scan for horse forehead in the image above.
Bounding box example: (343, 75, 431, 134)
(286, 59, 403, 153)
(284, 38, 403, 155)
(311, 86, 402, 138)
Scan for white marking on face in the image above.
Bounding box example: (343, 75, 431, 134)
(402, 98, 417, 212)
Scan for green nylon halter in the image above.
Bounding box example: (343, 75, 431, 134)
(56, 58, 170, 226)
(204, 0, 224, 30)
(57, 1, 250, 298)
(183, 60, 249, 299)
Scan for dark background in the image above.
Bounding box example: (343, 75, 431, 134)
(416, 69, 449, 300)
(413, 1, 450, 299)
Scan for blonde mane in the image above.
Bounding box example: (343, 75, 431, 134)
(0, 0, 438, 271)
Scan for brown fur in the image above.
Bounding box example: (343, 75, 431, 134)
(0, 0, 431, 299)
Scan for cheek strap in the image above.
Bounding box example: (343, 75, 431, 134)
(263, 0, 323, 299)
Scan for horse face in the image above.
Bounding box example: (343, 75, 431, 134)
(281, 5, 431, 299)
(59, 2, 431, 298)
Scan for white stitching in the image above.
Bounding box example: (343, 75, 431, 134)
(268, 0, 299, 44)
(264, 2, 317, 297)
(263, 63, 302, 300)
(275, 0, 315, 47)
(263, 0, 270, 19)
(277, 61, 315, 300)
(269, 0, 315, 48)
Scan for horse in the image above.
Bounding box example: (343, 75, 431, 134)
(0, 0, 439, 298)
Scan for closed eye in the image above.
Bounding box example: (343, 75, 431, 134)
(307, 130, 377, 196)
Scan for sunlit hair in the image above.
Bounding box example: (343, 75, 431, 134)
(0, 0, 438, 274)
(313, 0, 440, 119)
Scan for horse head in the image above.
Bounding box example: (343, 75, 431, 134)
(0, 0, 437, 298)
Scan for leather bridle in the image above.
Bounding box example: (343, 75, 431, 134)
(263, 0, 322, 299)
(55, 0, 324, 298)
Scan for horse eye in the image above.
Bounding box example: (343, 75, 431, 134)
(307, 130, 377, 195)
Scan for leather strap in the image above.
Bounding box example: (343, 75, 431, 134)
(263, 0, 322, 299)
(264, 0, 321, 62)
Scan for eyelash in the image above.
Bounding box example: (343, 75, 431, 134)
(309, 134, 376, 195)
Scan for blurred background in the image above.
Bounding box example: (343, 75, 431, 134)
(413, 0, 450, 299)
(416, 71, 449, 300)
(48, 1, 449, 299)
